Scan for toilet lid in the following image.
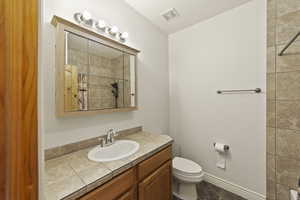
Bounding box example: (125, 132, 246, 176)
(173, 157, 202, 175)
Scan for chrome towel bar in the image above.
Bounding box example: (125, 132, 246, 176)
(217, 88, 262, 94)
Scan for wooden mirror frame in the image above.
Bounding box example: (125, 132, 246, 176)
(51, 16, 140, 117)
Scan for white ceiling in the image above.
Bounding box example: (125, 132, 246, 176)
(124, 0, 251, 34)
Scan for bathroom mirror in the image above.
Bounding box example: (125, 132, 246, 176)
(52, 16, 139, 116)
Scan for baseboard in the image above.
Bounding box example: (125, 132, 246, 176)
(204, 173, 266, 200)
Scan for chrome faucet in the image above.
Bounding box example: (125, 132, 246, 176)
(98, 129, 118, 147)
(101, 128, 117, 146)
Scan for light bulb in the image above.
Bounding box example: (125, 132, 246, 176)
(110, 26, 119, 35)
(82, 11, 92, 21)
(120, 32, 129, 40)
(97, 20, 106, 29)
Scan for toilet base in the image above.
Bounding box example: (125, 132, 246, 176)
(173, 179, 198, 200)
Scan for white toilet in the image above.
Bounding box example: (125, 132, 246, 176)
(172, 157, 204, 200)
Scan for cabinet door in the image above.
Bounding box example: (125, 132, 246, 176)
(138, 161, 171, 200)
(80, 168, 135, 200)
(117, 189, 135, 200)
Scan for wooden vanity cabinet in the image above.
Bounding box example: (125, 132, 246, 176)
(116, 189, 136, 200)
(138, 161, 172, 200)
(79, 168, 136, 200)
(79, 145, 172, 200)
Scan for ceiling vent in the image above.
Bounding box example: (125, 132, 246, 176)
(161, 8, 180, 22)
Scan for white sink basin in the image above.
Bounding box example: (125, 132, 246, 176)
(88, 140, 140, 162)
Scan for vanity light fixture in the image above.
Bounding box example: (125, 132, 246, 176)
(74, 11, 93, 25)
(120, 32, 129, 40)
(82, 11, 92, 21)
(96, 19, 107, 30)
(74, 11, 129, 41)
(109, 25, 119, 35)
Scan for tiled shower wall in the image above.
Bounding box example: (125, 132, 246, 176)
(267, 0, 300, 199)
(69, 48, 131, 110)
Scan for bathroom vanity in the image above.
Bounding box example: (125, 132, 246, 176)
(80, 146, 172, 200)
(44, 129, 173, 200)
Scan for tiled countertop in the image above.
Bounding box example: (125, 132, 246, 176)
(44, 132, 173, 200)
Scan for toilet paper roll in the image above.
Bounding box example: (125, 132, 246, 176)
(214, 143, 226, 153)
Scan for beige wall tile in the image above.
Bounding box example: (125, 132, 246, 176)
(60, 143, 81, 156)
(277, 10, 300, 45)
(268, 0, 300, 197)
(277, 129, 300, 159)
(268, 0, 277, 18)
(268, 47, 276, 73)
(267, 179, 276, 200)
(277, 71, 300, 100)
(68, 33, 88, 51)
(68, 49, 88, 65)
(124, 54, 131, 80)
(267, 0, 276, 47)
(89, 54, 102, 67)
(124, 81, 131, 107)
(116, 126, 143, 137)
(277, 100, 300, 130)
(77, 138, 99, 150)
(268, 21, 276, 47)
(111, 55, 124, 79)
(276, 184, 290, 200)
(267, 73, 276, 100)
(277, 0, 300, 17)
(267, 154, 276, 181)
(277, 42, 300, 72)
(276, 156, 300, 188)
(45, 147, 62, 161)
(267, 127, 276, 154)
(89, 75, 101, 85)
(267, 100, 276, 127)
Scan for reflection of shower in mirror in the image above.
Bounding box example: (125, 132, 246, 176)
(111, 82, 119, 108)
(78, 73, 88, 111)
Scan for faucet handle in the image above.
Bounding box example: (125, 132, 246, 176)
(107, 128, 117, 135)
(98, 137, 105, 147)
(113, 129, 120, 138)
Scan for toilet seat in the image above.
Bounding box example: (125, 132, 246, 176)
(173, 157, 202, 175)
(172, 157, 204, 183)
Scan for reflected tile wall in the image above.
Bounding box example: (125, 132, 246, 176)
(67, 48, 132, 110)
(267, 0, 300, 199)
(88, 55, 125, 110)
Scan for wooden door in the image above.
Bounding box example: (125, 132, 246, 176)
(138, 161, 172, 200)
(64, 65, 79, 111)
(1, 0, 39, 199)
(0, 1, 5, 199)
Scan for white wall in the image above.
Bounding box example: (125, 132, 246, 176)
(41, 0, 169, 148)
(169, 0, 266, 196)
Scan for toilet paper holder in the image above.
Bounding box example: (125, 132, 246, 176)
(213, 143, 230, 151)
